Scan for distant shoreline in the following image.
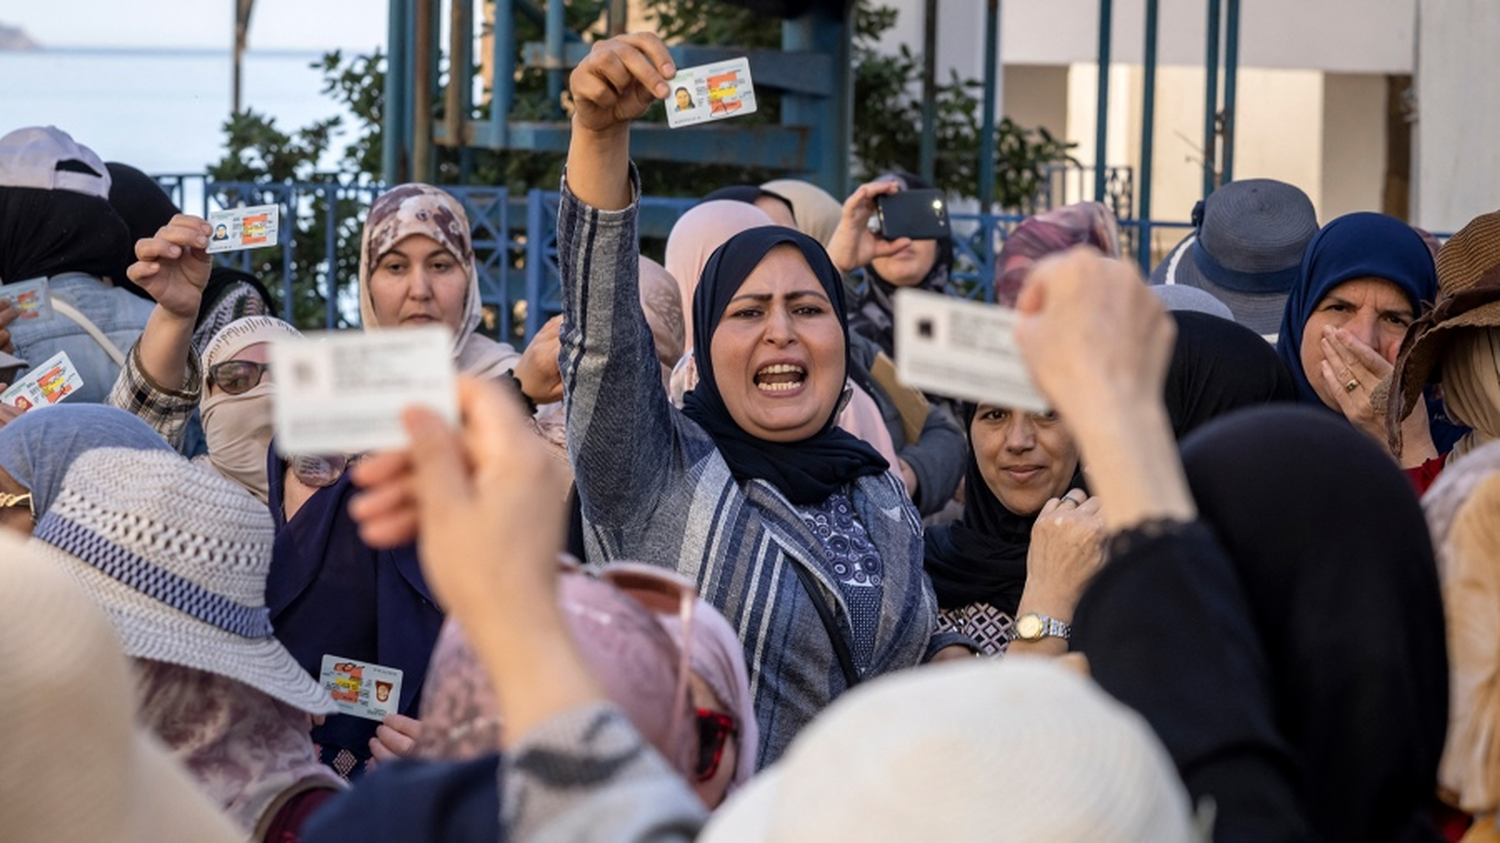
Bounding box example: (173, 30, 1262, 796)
(5, 46, 345, 59)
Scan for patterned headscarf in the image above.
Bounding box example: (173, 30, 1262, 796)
(358, 184, 518, 379)
(994, 202, 1121, 307)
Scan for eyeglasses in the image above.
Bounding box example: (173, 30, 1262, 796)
(0, 490, 35, 527)
(693, 707, 738, 782)
(207, 360, 271, 395)
(599, 562, 698, 774)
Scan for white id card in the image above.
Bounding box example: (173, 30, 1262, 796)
(894, 288, 1049, 414)
(319, 655, 403, 722)
(270, 326, 458, 455)
(665, 57, 757, 128)
(206, 204, 280, 254)
(0, 350, 84, 410)
(0, 277, 54, 322)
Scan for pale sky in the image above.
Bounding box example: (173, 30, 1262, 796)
(6, 0, 389, 52)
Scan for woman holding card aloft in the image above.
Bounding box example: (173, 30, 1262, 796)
(559, 33, 969, 766)
(117, 190, 559, 779)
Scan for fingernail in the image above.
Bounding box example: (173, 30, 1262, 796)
(662, 62, 676, 76)
(654, 82, 669, 98)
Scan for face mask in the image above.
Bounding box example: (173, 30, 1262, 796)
(202, 382, 275, 503)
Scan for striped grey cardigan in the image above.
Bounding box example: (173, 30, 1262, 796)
(559, 178, 951, 766)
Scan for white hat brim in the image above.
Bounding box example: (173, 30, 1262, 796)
(36, 542, 336, 715)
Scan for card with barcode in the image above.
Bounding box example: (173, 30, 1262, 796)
(270, 326, 457, 455)
(0, 350, 83, 411)
(894, 288, 1049, 413)
(0, 277, 54, 322)
(665, 57, 757, 129)
(207, 204, 280, 254)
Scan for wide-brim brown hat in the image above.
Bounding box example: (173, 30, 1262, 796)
(1389, 211, 1500, 446)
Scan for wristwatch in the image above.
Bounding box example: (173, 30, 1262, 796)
(1007, 612, 1071, 643)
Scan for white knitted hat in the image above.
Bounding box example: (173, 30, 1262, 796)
(0, 531, 240, 842)
(702, 657, 1198, 843)
(29, 447, 334, 714)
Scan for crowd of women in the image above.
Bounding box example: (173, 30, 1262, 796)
(4, 28, 1500, 843)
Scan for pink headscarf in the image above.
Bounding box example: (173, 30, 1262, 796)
(665, 200, 775, 343)
(655, 598, 759, 794)
(994, 202, 1122, 306)
(416, 572, 695, 775)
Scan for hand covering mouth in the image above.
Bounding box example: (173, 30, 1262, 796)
(754, 363, 806, 392)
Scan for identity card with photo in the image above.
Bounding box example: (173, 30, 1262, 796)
(206, 204, 280, 254)
(894, 288, 1050, 414)
(319, 655, 403, 721)
(0, 277, 54, 322)
(665, 57, 757, 128)
(0, 350, 84, 411)
(270, 326, 458, 456)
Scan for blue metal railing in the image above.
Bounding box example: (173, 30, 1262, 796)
(151, 174, 1189, 345)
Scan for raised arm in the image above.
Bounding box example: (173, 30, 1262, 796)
(560, 35, 698, 530)
(564, 34, 675, 211)
(126, 214, 213, 392)
(107, 215, 213, 447)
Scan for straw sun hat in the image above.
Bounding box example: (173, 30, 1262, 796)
(1389, 210, 1500, 445)
(0, 530, 240, 842)
(28, 446, 334, 714)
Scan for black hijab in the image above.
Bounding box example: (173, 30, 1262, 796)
(1164, 311, 1296, 439)
(1180, 406, 1447, 841)
(0, 185, 130, 283)
(104, 162, 178, 300)
(681, 226, 888, 505)
(923, 403, 1084, 613)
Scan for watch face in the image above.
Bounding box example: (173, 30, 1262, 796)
(1016, 615, 1042, 639)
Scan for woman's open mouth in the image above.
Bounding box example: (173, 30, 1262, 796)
(754, 363, 806, 393)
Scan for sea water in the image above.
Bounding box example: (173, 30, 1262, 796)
(0, 47, 360, 175)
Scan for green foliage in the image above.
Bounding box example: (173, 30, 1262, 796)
(849, 6, 1078, 209)
(207, 110, 367, 330)
(207, 0, 1082, 328)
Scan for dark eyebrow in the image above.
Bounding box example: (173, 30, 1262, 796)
(381, 245, 456, 262)
(726, 289, 831, 305)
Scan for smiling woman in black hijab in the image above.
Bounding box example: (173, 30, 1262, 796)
(923, 402, 1095, 656)
(557, 32, 967, 767)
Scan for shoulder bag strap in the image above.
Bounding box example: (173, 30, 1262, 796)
(51, 298, 128, 367)
(788, 561, 861, 688)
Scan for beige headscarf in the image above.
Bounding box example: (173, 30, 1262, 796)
(761, 179, 844, 248)
(1443, 326, 1500, 463)
(358, 184, 520, 379)
(200, 316, 303, 503)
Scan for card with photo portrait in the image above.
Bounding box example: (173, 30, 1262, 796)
(665, 57, 757, 129)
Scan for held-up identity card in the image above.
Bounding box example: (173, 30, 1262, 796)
(665, 57, 757, 128)
(0, 277, 54, 322)
(270, 326, 458, 456)
(894, 288, 1050, 414)
(0, 350, 83, 410)
(319, 655, 403, 722)
(206, 204, 280, 254)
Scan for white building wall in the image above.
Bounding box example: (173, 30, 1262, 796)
(1413, 0, 1500, 232)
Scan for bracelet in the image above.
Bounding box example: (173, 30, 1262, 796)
(505, 370, 538, 416)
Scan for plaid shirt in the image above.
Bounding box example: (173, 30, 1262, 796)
(106, 340, 202, 452)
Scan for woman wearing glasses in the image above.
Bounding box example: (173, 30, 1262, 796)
(111, 190, 559, 780)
